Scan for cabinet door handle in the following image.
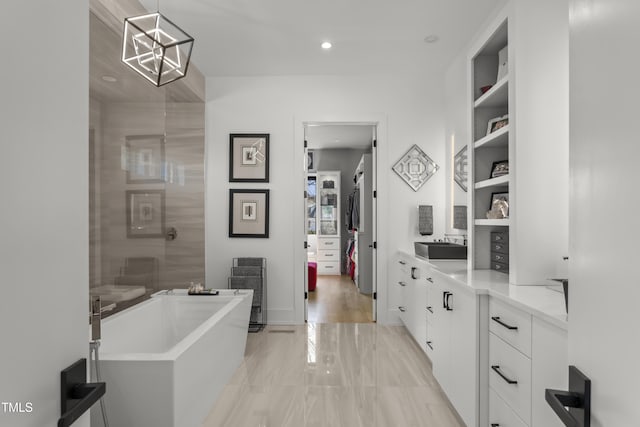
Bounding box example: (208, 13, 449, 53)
(398, 281, 406, 287)
(325, 253, 334, 257)
(491, 424, 500, 427)
(442, 291, 449, 309)
(325, 241, 334, 245)
(426, 306, 433, 313)
(491, 365, 518, 385)
(398, 306, 406, 312)
(491, 316, 518, 330)
(426, 277, 434, 283)
(398, 260, 406, 265)
(426, 341, 433, 350)
(411, 267, 418, 279)
(445, 293, 453, 311)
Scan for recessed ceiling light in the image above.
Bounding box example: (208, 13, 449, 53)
(101, 75, 117, 83)
(424, 35, 439, 44)
(321, 41, 332, 49)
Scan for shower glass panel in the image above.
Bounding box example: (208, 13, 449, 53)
(88, 11, 204, 313)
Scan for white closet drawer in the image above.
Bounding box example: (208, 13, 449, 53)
(317, 261, 340, 275)
(490, 387, 528, 427)
(490, 297, 532, 357)
(318, 238, 340, 249)
(489, 333, 532, 424)
(317, 250, 340, 261)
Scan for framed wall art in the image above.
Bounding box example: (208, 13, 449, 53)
(229, 133, 269, 182)
(126, 190, 165, 238)
(125, 135, 165, 183)
(229, 189, 270, 238)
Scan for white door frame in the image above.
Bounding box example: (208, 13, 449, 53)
(293, 114, 389, 324)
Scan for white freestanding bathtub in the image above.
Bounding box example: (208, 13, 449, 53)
(91, 289, 253, 427)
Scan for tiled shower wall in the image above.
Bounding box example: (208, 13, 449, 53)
(89, 100, 205, 291)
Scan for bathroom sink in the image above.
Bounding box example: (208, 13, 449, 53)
(414, 242, 468, 260)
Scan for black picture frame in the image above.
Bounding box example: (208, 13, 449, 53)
(229, 133, 270, 182)
(229, 189, 270, 238)
(126, 189, 166, 238)
(490, 159, 509, 178)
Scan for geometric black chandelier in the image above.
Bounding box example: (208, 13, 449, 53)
(122, 12, 194, 87)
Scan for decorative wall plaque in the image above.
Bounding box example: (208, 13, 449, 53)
(392, 144, 439, 191)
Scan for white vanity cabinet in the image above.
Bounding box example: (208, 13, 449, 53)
(488, 297, 567, 427)
(430, 271, 483, 427)
(395, 253, 428, 353)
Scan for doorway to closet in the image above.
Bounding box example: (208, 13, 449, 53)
(304, 123, 377, 323)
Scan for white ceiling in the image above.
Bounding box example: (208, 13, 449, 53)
(139, 0, 505, 77)
(306, 124, 374, 150)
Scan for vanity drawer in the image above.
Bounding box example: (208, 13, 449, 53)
(491, 252, 509, 263)
(317, 250, 340, 261)
(490, 333, 532, 424)
(490, 387, 528, 427)
(491, 231, 509, 244)
(317, 261, 340, 275)
(491, 242, 509, 254)
(490, 298, 532, 356)
(491, 261, 509, 273)
(318, 238, 340, 250)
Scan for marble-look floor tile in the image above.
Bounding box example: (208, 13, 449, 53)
(376, 387, 463, 427)
(201, 323, 463, 427)
(203, 385, 304, 427)
(305, 387, 376, 427)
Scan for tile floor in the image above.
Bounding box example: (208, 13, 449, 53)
(202, 323, 464, 427)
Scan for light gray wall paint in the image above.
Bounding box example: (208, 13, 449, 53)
(0, 2, 89, 427)
(312, 148, 369, 273)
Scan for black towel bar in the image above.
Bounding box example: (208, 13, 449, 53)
(58, 359, 106, 427)
(545, 365, 590, 427)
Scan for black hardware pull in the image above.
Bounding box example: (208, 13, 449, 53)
(398, 260, 406, 265)
(442, 291, 449, 309)
(398, 306, 406, 312)
(491, 316, 518, 330)
(426, 341, 433, 350)
(445, 293, 453, 311)
(491, 424, 500, 427)
(398, 281, 406, 287)
(426, 306, 433, 313)
(426, 277, 434, 283)
(491, 365, 518, 385)
(411, 267, 418, 279)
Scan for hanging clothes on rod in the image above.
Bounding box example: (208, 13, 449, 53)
(345, 187, 360, 231)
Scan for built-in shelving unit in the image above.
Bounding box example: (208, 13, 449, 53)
(316, 171, 341, 275)
(474, 75, 508, 108)
(471, 18, 511, 273)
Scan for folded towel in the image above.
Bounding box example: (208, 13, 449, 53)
(453, 205, 467, 230)
(418, 205, 433, 236)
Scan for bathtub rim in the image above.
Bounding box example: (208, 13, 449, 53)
(96, 288, 253, 361)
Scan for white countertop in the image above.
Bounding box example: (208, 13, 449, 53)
(399, 251, 569, 329)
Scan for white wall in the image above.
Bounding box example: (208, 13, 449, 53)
(569, 0, 640, 424)
(205, 75, 445, 324)
(0, 2, 89, 427)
